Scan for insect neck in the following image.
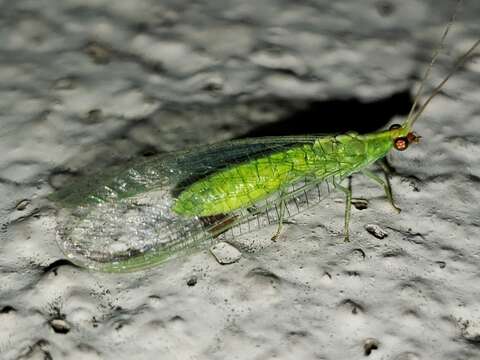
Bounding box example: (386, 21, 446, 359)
(358, 128, 403, 163)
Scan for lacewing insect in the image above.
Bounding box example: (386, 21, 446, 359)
(49, 14, 480, 272)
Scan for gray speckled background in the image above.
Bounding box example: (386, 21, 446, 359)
(1, 0, 480, 359)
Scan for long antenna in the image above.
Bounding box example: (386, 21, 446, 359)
(408, 38, 480, 127)
(404, 0, 461, 131)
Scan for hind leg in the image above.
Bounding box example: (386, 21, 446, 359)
(271, 195, 286, 241)
(334, 179, 352, 242)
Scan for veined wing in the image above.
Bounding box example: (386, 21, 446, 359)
(50, 135, 322, 208)
(84, 171, 342, 272)
(50, 135, 343, 272)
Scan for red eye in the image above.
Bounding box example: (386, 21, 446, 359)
(394, 137, 408, 151)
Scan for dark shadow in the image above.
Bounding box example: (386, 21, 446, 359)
(42, 259, 79, 274)
(237, 89, 412, 138)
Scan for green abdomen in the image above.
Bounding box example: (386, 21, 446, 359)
(173, 138, 352, 216)
(173, 146, 313, 216)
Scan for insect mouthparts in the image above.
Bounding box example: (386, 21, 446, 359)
(407, 132, 421, 144)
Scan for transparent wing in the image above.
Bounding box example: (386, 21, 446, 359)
(50, 135, 321, 208)
(199, 172, 339, 241)
(50, 135, 340, 272)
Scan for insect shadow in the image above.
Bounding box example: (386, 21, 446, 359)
(237, 88, 413, 138)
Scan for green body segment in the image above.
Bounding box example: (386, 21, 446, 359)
(174, 128, 404, 217)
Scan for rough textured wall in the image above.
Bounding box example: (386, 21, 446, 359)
(1, 0, 480, 359)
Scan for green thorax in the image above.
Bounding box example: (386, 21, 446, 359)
(174, 128, 401, 217)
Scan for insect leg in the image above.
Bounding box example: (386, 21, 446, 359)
(271, 192, 286, 241)
(379, 157, 395, 174)
(361, 169, 401, 213)
(334, 178, 352, 242)
(379, 160, 402, 212)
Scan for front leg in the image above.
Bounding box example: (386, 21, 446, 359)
(361, 168, 401, 213)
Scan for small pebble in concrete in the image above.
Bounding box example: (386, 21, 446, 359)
(210, 242, 242, 265)
(364, 224, 388, 239)
(16, 199, 30, 211)
(50, 318, 71, 334)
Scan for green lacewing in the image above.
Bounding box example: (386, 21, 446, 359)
(49, 18, 480, 272)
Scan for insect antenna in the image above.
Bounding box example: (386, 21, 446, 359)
(408, 38, 480, 128)
(404, 0, 460, 131)
(405, 0, 480, 130)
